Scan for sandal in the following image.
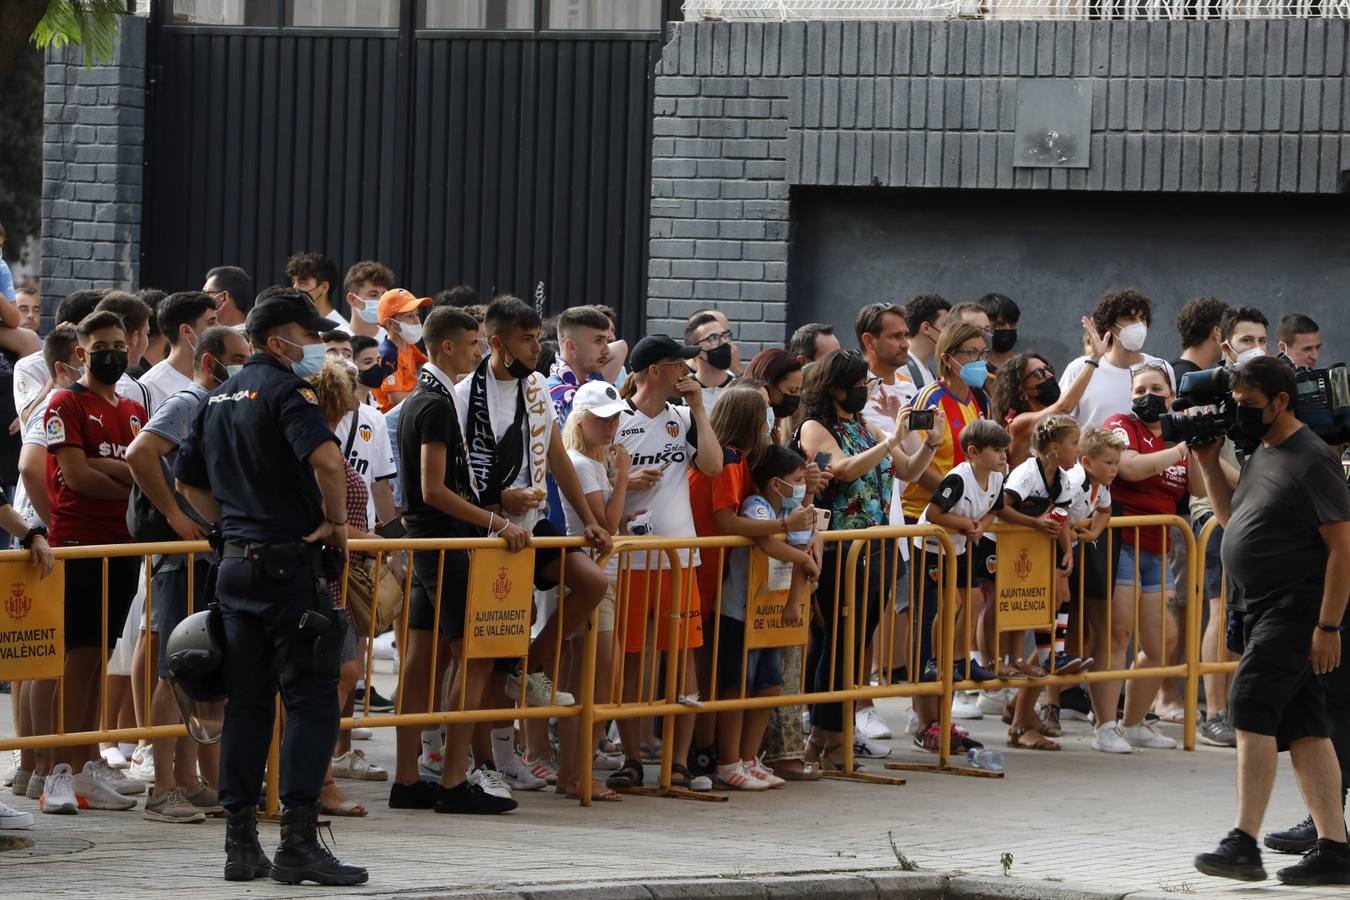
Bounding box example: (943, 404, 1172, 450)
(605, 758, 644, 791)
(772, 759, 822, 782)
(565, 778, 621, 802)
(320, 784, 367, 817)
(1007, 726, 1060, 751)
(1011, 658, 1047, 678)
(670, 763, 711, 791)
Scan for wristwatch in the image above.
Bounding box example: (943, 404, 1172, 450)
(1317, 622, 1341, 633)
(19, 526, 47, 549)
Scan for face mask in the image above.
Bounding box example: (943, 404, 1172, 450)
(60, 362, 85, 382)
(504, 354, 533, 380)
(1033, 379, 1061, 406)
(840, 385, 869, 414)
(226, 364, 244, 378)
(358, 364, 385, 389)
(1131, 393, 1167, 423)
(959, 360, 989, 389)
(1234, 346, 1266, 366)
(87, 349, 128, 386)
(399, 320, 424, 345)
(765, 406, 776, 436)
(705, 344, 733, 371)
(210, 362, 229, 387)
(772, 394, 800, 418)
(991, 329, 1017, 354)
(282, 339, 327, 379)
(1234, 404, 1275, 443)
(184, 327, 199, 351)
(1117, 322, 1148, 352)
(777, 478, 807, 510)
(355, 298, 381, 324)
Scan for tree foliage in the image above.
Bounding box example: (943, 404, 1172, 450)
(0, 46, 44, 265)
(32, 0, 128, 65)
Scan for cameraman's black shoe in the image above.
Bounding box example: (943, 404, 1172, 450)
(270, 804, 368, 886)
(1277, 839, 1350, 885)
(223, 806, 272, 882)
(1194, 828, 1266, 882)
(1265, 816, 1317, 855)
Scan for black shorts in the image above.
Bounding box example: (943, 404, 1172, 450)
(407, 547, 472, 640)
(1069, 535, 1119, 604)
(65, 554, 140, 650)
(152, 560, 212, 678)
(1229, 600, 1327, 752)
(528, 518, 585, 591)
(714, 616, 785, 695)
(925, 537, 996, 589)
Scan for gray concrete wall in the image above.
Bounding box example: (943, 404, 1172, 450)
(646, 20, 1350, 354)
(41, 16, 146, 326)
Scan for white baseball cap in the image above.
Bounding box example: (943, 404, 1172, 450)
(571, 380, 627, 419)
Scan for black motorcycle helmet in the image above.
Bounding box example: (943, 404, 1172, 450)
(165, 609, 227, 744)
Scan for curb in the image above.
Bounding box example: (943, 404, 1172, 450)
(391, 869, 1183, 900)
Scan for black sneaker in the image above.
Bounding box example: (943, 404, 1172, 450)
(1194, 828, 1266, 882)
(433, 780, 518, 815)
(1059, 685, 1092, 720)
(687, 744, 718, 778)
(1277, 839, 1350, 885)
(1265, 815, 1317, 855)
(353, 684, 395, 713)
(388, 779, 437, 810)
(967, 659, 996, 682)
(919, 659, 940, 683)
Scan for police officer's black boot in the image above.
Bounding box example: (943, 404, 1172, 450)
(270, 803, 368, 886)
(223, 806, 272, 881)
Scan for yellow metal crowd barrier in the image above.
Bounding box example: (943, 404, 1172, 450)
(0, 516, 1239, 808)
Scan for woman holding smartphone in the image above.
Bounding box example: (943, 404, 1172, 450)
(792, 349, 945, 768)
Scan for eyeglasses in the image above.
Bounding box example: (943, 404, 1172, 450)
(1023, 367, 1054, 386)
(1129, 360, 1169, 376)
(696, 330, 734, 348)
(950, 347, 990, 362)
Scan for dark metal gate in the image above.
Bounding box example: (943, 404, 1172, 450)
(141, 0, 677, 335)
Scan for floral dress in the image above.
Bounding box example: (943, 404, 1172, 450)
(822, 416, 893, 531)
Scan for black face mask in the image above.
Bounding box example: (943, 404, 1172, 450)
(705, 344, 733, 371)
(992, 329, 1018, 354)
(772, 394, 801, 418)
(1131, 393, 1167, 423)
(358, 364, 385, 389)
(504, 355, 533, 379)
(1033, 379, 1061, 406)
(1234, 404, 1274, 443)
(840, 385, 869, 414)
(88, 349, 128, 386)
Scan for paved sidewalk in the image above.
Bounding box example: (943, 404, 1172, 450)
(0, 673, 1328, 899)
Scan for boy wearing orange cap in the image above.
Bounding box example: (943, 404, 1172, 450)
(373, 288, 430, 411)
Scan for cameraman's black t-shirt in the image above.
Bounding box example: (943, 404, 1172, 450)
(1221, 426, 1350, 612)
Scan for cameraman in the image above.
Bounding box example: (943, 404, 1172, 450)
(1193, 356, 1350, 887)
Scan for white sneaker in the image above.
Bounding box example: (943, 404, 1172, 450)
(853, 736, 892, 759)
(505, 671, 576, 707)
(747, 757, 785, 789)
(522, 753, 560, 785)
(1091, 721, 1134, 754)
(713, 761, 769, 791)
(88, 758, 146, 795)
(1122, 721, 1177, 750)
(905, 710, 921, 735)
(11, 767, 31, 798)
(470, 765, 514, 800)
(496, 755, 546, 791)
(0, 799, 33, 829)
(25, 773, 44, 801)
(855, 705, 892, 740)
(100, 746, 130, 770)
(688, 773, 713, 792)
(952, 692, 985, 720)
(350, 727, 373, 741)
(40, 764, 78, 814)
(75, 762, 137, 810)
(372, 630, 397, 660)
(418, 743, 445, 780)
(128, 745, 155, 783)
(3, 750, 18, 787)
(976, 688, 1011, 716)
(593, 751, 622, 771)
(330, 748, 388, 782)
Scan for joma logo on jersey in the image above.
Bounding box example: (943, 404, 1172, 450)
(629, 447, 686, 467)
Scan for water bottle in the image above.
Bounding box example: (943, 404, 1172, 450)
(967, 748, 1005, 772)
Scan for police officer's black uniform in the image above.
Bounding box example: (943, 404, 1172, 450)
(175, 293, 366, 887)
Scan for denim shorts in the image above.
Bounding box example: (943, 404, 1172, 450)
(1195, 514, 1225, 600)
(1115, 542, 1175, 592)
(715, 616, 785, 695)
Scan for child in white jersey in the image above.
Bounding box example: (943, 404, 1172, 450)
(913, 419, 1010, 754)
(556, 380, 631, 801)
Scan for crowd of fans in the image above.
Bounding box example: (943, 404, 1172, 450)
(0, 246, 1332, 828)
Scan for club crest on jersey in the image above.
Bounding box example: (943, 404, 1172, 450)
(45, 414, 65, 444)
(665, 420, 679, 438)
(358, 424, 373, 442)
(129, 415, 142, 437)
(298, 387, 318, 405)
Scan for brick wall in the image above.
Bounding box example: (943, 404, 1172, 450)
(645, 20, 1350, 353)
(41, 16, 147, 326)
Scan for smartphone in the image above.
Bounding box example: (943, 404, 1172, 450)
(908, 408, 935, 431)
(813, 508, 832, 531)
(813, 451, 832, 470)
(376, 518, 407, 540)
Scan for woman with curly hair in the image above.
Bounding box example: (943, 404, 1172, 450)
(990, 317, 1109, 468)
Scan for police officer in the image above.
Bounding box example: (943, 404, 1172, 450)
(175, 290, 367, 886)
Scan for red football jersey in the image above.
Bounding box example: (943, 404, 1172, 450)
(1102, 412, 1188, 554)
(44, 384, 145, 545)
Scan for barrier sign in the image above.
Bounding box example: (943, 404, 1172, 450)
(464, 548, 535, 659)
(0, 560, 64, 680)
(994, 531, 1055, 632)
(745, 549, 808, 649)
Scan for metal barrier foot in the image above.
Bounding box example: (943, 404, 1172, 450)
(884, 761, 1004, 779)
(659, 787, 728, 802)
(821, 769, 906, 786)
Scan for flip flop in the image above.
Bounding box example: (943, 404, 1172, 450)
(1007, 726, 1060, 751)
(566, 778, 622, 802)
(606, 759, 644, 791)
(321, 797, 368, 817)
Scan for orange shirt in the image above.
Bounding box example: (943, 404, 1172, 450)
(689, 450, 749, 615)
(372, 343, 427, 412)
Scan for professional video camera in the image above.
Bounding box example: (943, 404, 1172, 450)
(1160, 358, 1350, 448)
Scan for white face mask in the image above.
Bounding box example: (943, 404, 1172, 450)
(399, 320, 424, 345)
(1117, 322, 1148, 352)
(1234, 346, 1266, 365)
